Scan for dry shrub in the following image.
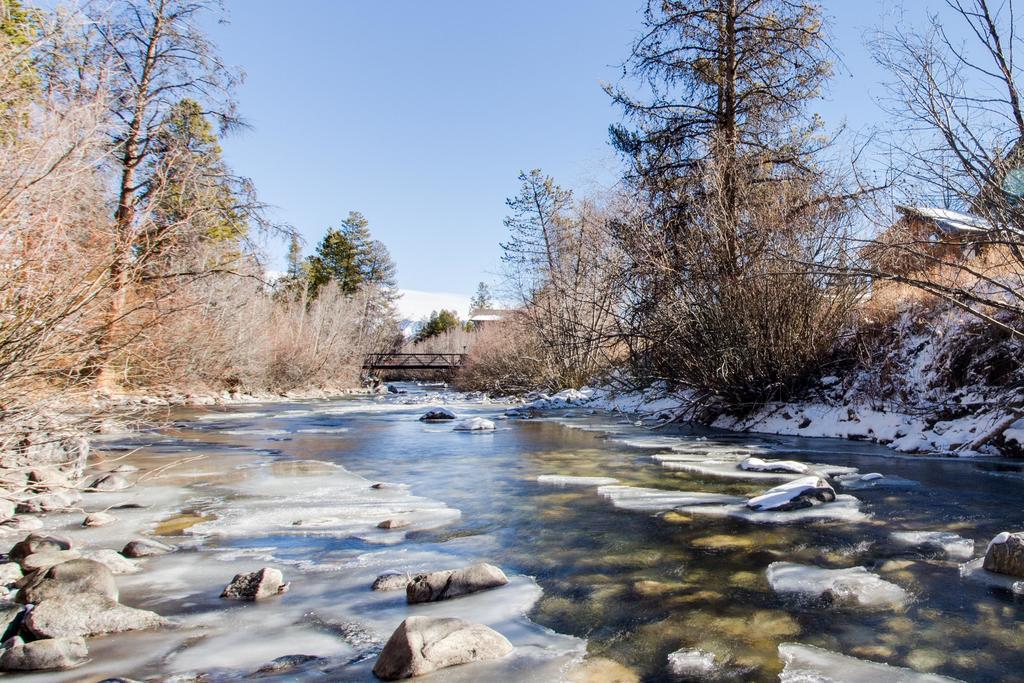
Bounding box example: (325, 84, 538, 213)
(455, 319, 552, 395)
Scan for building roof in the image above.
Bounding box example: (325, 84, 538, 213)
(896, 205, 992, 235)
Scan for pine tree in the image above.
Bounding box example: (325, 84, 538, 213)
(306, 228, 361, 298)
(414, 310, 461, 343)
(469, 282, 493, 312)
(286, 233, 303, 278)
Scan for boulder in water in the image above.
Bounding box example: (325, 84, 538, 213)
(0, 636, 88, 671)
(24, 593, 166, 638)
(419, 408, 456, 422)
(983, 532, 1024, 577)
(372, 616, 513, 680)
(372, 572, 409, 592)
(19, 558, 118, 604)
(8, 533, 72, 565)
(20, 550, 80, 573)
(747, 476, 836, 512)
(86, 473, 131, 492)
(82, 512, 115, 527)
(407, 562, 508, 604)
(452, 418, 495, 432)
(220, 567, 289, 601)
(121, 538, 175, 558)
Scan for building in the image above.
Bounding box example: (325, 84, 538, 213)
(863, 205, 992, 275)
(468, 308, 515, 329)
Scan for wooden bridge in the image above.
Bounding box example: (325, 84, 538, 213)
(362, 352, 466, 372)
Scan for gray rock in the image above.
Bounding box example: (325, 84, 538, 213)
(220, 567, 288, 601)
(8, 533, 72, 565)
(406, 563, 509, 604)
(24, 593, 166, 638)
(26, 468, 71, 493)
(255, 654, 328, 674)
(372, 616, 513, 680)
(83, 512, 116, 527)
(81, 549, 141, 575)
(746, 476, 837, 512)
(0, 499, 15, 521)
(0, 516, 43, 534)
(0, 604, 24, 640)
(121, 538, 175, 558)
(0, 563, 22, 587)
(377, 519, 408, 529)
(0, 636, 88, 671)
(87, 473, 131, 492)
(984, 532, 1024, 578)
(419, 408, 457, 422)
(19, 558, 118, 604)
(16, 489, 81, 514)
(20, 550, 80, 573)
(372, 572, 409, 592)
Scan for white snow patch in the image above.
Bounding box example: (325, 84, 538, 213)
(778, 643, 964, 682)
(891, 531, 975, 560)
(766, 562, 909, 608)
(746, 477, 836, 512)
(453, 417, 496, 432)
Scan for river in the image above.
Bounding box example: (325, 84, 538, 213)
(18, 384, 1024, 681)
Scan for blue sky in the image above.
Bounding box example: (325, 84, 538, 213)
(207, 0, 912, 319)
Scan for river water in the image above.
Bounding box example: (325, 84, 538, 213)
(18, 385, 1024, 682)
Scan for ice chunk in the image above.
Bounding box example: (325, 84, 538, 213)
(536, 475, 619, 487)
(779, 643, 964, 682)
(747, 477, 836, 512)
(766, 562, 908, 608)
(834, 472, 919, 490)
(674, 495, 867, 524)
(453, 418, 496, 432)
(667, 648, 716, 678)
(891, 531, 974, 560)
(596, 485, 743, 511)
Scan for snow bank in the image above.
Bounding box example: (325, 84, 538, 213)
(891, 531, 974, 560)
(778, 643, 964, 682)
(766, 562, 909, 608)
(453, 417, 496, 432)
(536, 475, 619, 487)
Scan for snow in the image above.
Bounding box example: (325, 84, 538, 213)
(766, 562, 909, 608)
(596, 485, 744, 511)
(667, 648, 717, 678)
(746, 477, 836, 512)
(739, 457, 809, 474)
(891, 531, 975, 560)
(778, 643, 964, 682)
(453, 417, 496, 431)
(536, 475, 619, 487)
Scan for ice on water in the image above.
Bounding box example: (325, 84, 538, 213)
(766, 562, 909, 608)
(537, 475, 620, 487)
(891, 531, 975, 560)
(778, 643, 964, 682)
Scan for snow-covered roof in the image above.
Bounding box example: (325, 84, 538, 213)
(468, 308, 515, 322)
(896, 205, 991, 235)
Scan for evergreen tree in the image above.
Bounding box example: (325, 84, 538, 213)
(286, 232, 303, 278)
(144, 99, 247, 249)
(0, 0, 40, 132)
(306, 228, 361, 298)
(414, 310, 461, 343)
(469, 282, 493, 311)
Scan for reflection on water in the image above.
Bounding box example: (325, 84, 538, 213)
(41, 385, 1024, 681)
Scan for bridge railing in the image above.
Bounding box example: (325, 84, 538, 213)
(362, 353, 466, 370)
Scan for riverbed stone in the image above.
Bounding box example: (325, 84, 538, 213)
(255, 654, 329, 674)
(0, 563, 22, 587)
(121, 538, 175, 558)
(19, 558, 118, 604)
(983, 532, 1024, 577)
(372, 572, 409, 592)
(26, 468, 71, 493)
(81, 549, 141, 575)
(87, 473, 131, 492)
(8, 533, 72, 565)
(17, 489, 81, 514)
(419, 408, 457, 422)
(83, 512, 116, 527)
(20, 550, 80, 573)
(0, 636, 88, 671)
(372, 616, 513, 680)
(377, 519, 408, 530)
(220, 567, 288, 601)
(24, 593, 166, 638)
(0, 605, 23, 640)
(566, 656, 640, 683)
(406, 563, 508, 604)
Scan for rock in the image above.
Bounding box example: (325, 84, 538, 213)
(83, 512, 116, 527)
(24, 593, 166, 638)
(983, 532, 1024, 577)
(19, 559, 118, 604)
(16, 489, 80, 513)
(255, 654, 328, 674)
(26, 468, 71, 492)
(0, 499, 15, 521)
(739, 457, 809, 474)
(86, 473, 131, 492)
(0, 563, 22, 587)
(419, 408, 457, 422)
(20, 550, 80, 573)
(121, 538, 175, 558)
(667, 649, 717, 679)
(746, 476, 836, 512)
(0, 636, 88, 671)
(372, 572, 409, 592)
(372, 616, 513, 680)
(452, 418, 496, 432)
(81, 549, 141, 575)
(377, 519, 408, 529)
(0, 604, 23, 640)
(566, 657, 640, 683)
(220, 567, 288, 601)
(0, 516, 43, 534)
(407, 563, 508, 604)
(8, 533, 72, 565)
